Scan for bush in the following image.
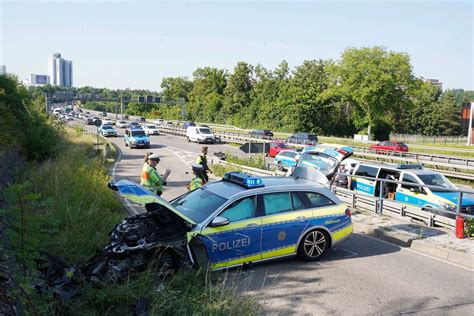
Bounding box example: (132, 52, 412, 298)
(0, 74, 61, 160)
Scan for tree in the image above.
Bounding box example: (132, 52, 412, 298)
(188, 67, 227, 122)
(332, 46, 416, 139)
(438, 93, 463, 135)
(160, 77, 193, 102)
(403, 80, 442, 135)
(222, 62, 253, 124)
(287, 60, 333, 134)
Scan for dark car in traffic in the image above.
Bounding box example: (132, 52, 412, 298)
(250, 129, 274, 139)
(287, 133, 318, 145)
(182, 121, 196, 129)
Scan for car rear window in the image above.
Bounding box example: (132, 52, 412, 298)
(171, 188, 227, 223)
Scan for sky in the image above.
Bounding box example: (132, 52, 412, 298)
(1, 0, 472, 91)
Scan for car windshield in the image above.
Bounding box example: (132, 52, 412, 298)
(297, 153, 337, 174)
(418, 174, 456, 192)
(103, 125, 113, 130)
(171, 188, 227, 223)
(199, 128, 212, 134)
(146, 125, 156, 129)
(131, 130, 146, 137)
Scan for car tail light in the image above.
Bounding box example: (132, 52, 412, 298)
(345, 208, 352, 218)
(337, 149, 348, 155)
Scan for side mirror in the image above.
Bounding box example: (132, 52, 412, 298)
(210, 216, 230, 227)
(409, 186, 422, 194)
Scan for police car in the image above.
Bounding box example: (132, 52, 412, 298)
(351, 162, 474, 218)
(274, 149, 300, 171)
(124, 128, 150, 149)
(111, 172, 353, 271)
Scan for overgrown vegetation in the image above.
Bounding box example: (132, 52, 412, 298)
(1, 76, 258, 315)
(1, 74, 62, 160)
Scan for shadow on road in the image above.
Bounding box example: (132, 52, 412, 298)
(386, 224, 447, 238)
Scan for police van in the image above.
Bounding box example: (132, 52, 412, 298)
(351, 162, 474, 218)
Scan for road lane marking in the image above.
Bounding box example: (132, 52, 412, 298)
(340, 248, 359, 258)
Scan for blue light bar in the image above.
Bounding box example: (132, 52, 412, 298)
(223, 172, 264, 188)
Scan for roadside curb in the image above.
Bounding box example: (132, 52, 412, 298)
(107, 140, 141, 216)
(354, 220, 474, 270)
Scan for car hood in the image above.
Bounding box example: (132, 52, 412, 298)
(431, 192, 474, 206)
(109, 180, 196, 225)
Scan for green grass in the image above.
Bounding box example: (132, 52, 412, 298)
(3, 129, 259, 315)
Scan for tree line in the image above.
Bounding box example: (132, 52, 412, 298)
(29, 46, 473, 140)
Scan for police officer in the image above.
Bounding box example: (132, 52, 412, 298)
(187, 163, 204, 191)
(140, 153, 165, 196)
(196, 146, 212, 183)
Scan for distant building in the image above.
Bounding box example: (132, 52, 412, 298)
(48, 53, 73, 87)
(420, 76, 442, 91)
(30, 74, 50, 86)
(0, 65, 6, 74)
(461, 102, 474, 145)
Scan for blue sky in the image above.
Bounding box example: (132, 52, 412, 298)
(1, 0, 472, 90)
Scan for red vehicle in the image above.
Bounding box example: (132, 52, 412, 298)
(370, 141, 409, 153)
(268, 142, 292, 157)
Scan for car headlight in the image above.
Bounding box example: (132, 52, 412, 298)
(131, 140, 137, 144)
(440, 202, 456, 212)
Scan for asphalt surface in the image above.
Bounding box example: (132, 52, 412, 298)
(77, 118, 474, 315)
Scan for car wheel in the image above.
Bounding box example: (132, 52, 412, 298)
(125, 141, 128, 147)
(197, 139, 201, 144)
(277, 161, 284, 171)
(298, 229, 329, 261)
(187, 137, 190, 142)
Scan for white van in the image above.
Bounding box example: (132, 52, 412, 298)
(186, 126, 216, 144)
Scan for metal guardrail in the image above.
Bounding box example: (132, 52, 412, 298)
(209, 157, 473, 232)
(78, 111, 474, 180)
(334, 174, 474, 229)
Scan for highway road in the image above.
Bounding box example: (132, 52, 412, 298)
(79, 119, 474, 315)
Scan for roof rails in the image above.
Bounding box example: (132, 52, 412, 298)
(396, 164, 424, 170)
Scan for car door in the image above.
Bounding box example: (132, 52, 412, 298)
(396, 173, 425, 206)
(199, 196, 262, 269)
(260, 192, 312, 259)
(286, 151, 298, 166)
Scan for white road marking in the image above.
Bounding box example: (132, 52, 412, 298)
(341, 248, 359, 258)
(164, 147, 191, 167)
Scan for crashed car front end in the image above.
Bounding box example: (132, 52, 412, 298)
(83, 202, 195, 283)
